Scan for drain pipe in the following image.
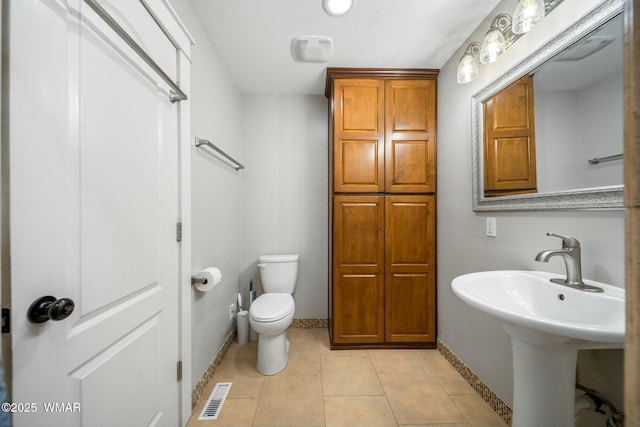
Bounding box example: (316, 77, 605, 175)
(575, 383, 624, 427)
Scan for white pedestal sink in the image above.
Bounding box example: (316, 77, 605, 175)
(451, 270, 624, 427)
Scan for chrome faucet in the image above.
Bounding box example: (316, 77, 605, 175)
(535, 233, 603, 292)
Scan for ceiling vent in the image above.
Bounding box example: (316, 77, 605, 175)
(554, 36, 615, 62)
(291, 36, 333, 63)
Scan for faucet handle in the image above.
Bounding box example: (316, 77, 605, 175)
(546, 232, 581, 248)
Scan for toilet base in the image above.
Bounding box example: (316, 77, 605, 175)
(256, 332, 290, 375)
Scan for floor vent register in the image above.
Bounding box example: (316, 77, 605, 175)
(198, 382, 232, 420)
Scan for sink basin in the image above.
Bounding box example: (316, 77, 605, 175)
(451, 270, 625, 347)
(451, 270, 625, 427)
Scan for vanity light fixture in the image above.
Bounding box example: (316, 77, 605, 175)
(322, 0, 355, 17)
(512, 0, 546, 34)
(457, 42, 481, 84)
(455, 0, 565, 85)
(480, 13, 513, 64)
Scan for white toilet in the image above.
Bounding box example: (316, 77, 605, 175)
(249, 254, 299, 375)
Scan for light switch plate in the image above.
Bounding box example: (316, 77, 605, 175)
(486, 217, 497, 237)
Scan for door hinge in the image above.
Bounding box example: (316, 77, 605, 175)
(2, 309, 10, 333)
(176, 222, 182, 242)
(177, 360, 182, 381)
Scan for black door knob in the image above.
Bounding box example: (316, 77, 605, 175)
(28, 296, 75, 323)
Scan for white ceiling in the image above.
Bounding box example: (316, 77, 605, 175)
(187, 0, 502, 95)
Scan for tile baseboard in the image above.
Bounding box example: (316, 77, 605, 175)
(437, 339, 513, 426)
(191, 328, 236, 408)
(289, 318, 329, 329)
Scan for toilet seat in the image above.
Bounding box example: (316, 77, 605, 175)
(250, 293, 294, 322)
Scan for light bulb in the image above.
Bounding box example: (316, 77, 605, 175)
(480, 28, 506, 64)
(512, 0, 545, 34)
(457, 54, 479, 84)
(322, 0, 355, 16)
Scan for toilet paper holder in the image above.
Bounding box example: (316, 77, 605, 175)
(191, 267, 222, 292)
(191, 276, 208, 285)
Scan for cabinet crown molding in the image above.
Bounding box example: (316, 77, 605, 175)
(325, 67, 439, 98)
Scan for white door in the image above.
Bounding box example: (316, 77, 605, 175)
(8, 1, 182, 425)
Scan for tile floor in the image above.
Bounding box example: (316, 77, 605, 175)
(187, 329, 508, 427)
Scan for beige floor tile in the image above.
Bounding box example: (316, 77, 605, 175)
(324, 396, 398, 427)
(282, 349, 322, 375)
(187, 398, 258, 427)
(262, 373, 324, 399)
(211, 358, 265, 399)
(423, 351, 475, 395)
(321, 352, 384, 396)
(225, 341, 259, 360)
(399, 424, 470, 427)
(451, 394, 508, 427)
(379, 372, 468, 425)
(287, 328, 331, 352)
(253, 396, 326, 427)
(368, 349, 434, 375)
(254, 374, 325, 427)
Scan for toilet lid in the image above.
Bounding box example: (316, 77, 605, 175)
(250, 293, 295, 322)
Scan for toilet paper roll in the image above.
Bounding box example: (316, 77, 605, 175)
(193, 267, 222, 292)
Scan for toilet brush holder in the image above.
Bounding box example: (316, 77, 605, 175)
(237, 310, 249, 345)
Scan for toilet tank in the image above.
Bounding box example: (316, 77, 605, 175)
(258, 254, 299, 294)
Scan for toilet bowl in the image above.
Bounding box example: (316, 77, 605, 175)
(249, 293, 295, 375)
(249, 254, 299, 375)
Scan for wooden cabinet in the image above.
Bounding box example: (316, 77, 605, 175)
(332, 77, 436, 194)
(327, 68, 438, 348)
(483, 76, 537, 196)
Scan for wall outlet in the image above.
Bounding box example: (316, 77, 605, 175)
(229, 303, 237, 320)
(486, 217, 497, 237)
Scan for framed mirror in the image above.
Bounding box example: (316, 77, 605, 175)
(472, 0, 624, 211)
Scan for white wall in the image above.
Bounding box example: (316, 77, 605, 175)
(167, 0, 244, 387)
(241, 94, 328, 319)
(534, 72, 623, 192)
(534, 89, 582, 192)
(437, 0, 624, 421)
(580, 72, 624, 187)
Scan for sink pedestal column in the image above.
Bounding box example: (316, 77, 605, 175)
(505, 325, 578, 427)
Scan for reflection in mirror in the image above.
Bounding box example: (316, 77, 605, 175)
(483, 75, 537, 197)
(472, 0, 624, 211)
(533, 14, 622, 192)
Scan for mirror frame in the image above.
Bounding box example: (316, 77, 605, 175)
(472, 0, 624, 212)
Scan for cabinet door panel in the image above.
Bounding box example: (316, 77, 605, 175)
(385, 196, 435, 268)
(385, 80, 436, 193)
(334, 196, 384, 267)
(333, 274, 385, 342)
(489, 137, 536, 187)
(334, 79, 384, 192)
(385, 195, 436, 343)
(333, 196, 385, 343)
(483, 76, 537, 194)
(386, 273, 435, 341)
(339, 139, 382, 190)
